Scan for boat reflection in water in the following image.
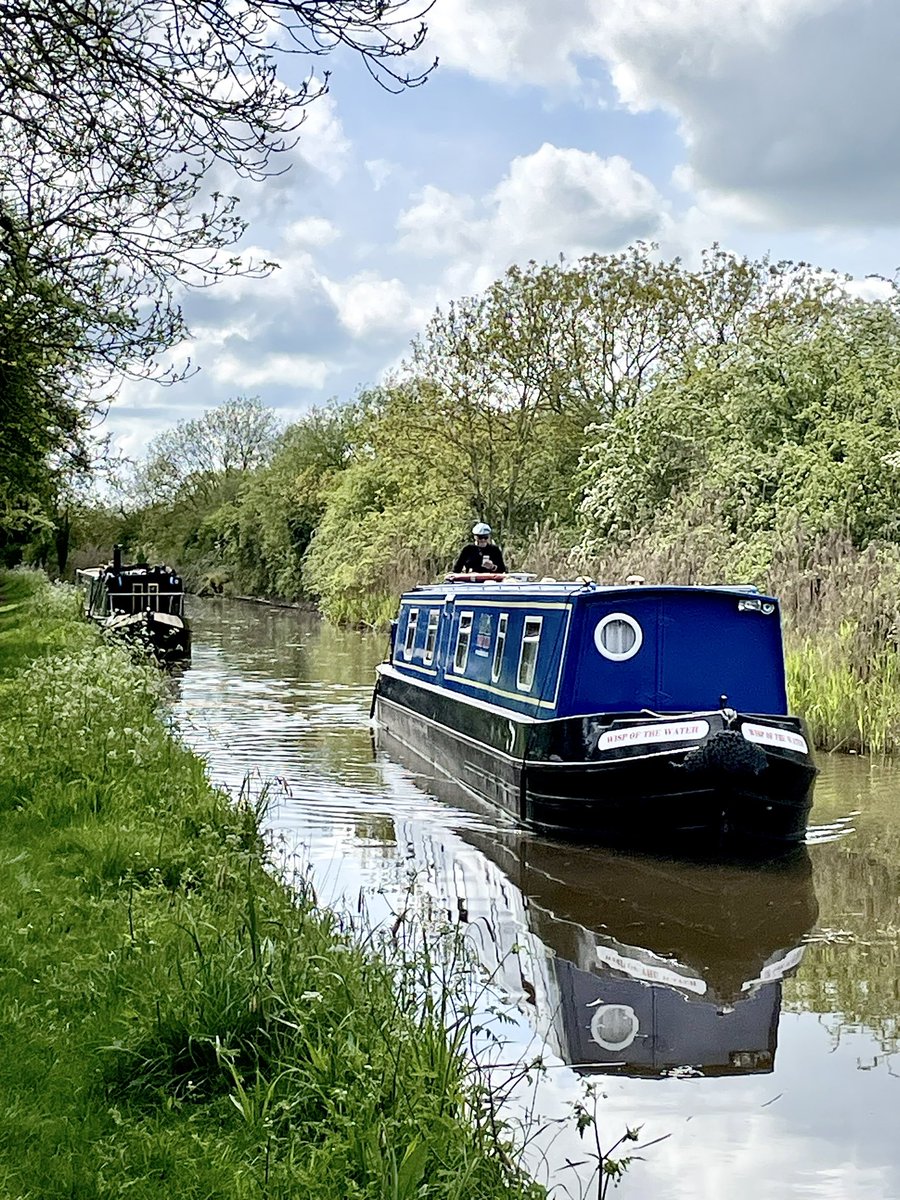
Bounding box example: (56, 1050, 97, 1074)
(374, 728, 819, 1079)
(506, 839, 816, 1078)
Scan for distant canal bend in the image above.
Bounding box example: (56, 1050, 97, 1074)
(172, 597, 900, 1200)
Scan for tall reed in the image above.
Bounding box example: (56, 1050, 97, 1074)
(513, 518, 900, 755)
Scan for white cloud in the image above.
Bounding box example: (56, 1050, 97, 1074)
(365, 158, 394, 191)
(423, 0, 596, 86)
(397, 184, 484, 257)
(193, 82, 349, 240)
(396, 143, 667, 286)
(588, 0, 900, 224)
(321, 272, 424, 339)
(844, 275, 894, 302)
(423, 0, 900, 227)
(209, 351, 332, 389)
(292, 84, 351, 183)
(283, 217, 340, 248)
(493, 144, 665, 257)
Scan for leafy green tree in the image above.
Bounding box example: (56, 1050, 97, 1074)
(406, 247, 844, 544)
(304, 385, 469, 621)
(0, 246, 98, 559)
(131, 397, 282, 508)
(579, 291, 900, 564)
(232, 400, 364, 597)
(409, 266, 585, 537)
(127, 397, 280, 584)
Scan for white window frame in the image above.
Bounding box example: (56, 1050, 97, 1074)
(491, 612, 508, 683)
(403, 607, 419, 660)
(453, 611, 474, 674)
(517, 616, 543, 692)
(423, 610, 440, 665)
(594, 612, 643, 662)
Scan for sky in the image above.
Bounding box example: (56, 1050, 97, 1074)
(105, 0, 900, 460)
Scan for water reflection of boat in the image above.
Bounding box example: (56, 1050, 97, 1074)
(375, 730, 819, 1078)
(495, 837, 816, 1077)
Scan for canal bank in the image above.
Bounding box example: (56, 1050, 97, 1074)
(173, 593, 900, 1200)
(0, 571, 546, 1199)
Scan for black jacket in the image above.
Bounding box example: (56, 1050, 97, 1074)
(453, 541, 506, 573)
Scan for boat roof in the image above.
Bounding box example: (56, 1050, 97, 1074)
(402, 577, 770, 602)
(75, 563, 180, 580)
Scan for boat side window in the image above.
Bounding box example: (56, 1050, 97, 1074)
(491, 613, 508, 683)
(517, 616, 543, 691)
(453, 611, 474, 674)
(594, 612, 643, 662)
(423, 610, 440, 665)
(403, 607, 419, 660)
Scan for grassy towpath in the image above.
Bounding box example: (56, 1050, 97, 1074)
(0, 570, 544, 1200)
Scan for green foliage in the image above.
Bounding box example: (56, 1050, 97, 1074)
(129, 400, 363, 599)
(131, 398, 282, 509)
(303, 391, 468, 622)
(0, 249, 98, 558)
(579, 291, 900, 554)
(88, 245, 900, 660)
(0, 570, 545, 1198)
(232, 401, 366, 599)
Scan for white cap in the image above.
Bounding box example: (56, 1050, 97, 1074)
(472, 522, 491, 537)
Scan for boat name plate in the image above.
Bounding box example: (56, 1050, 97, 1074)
(596, 719, 710, 750)
(742, 723, 808, 755)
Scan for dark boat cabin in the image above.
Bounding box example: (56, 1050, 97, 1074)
(75, 546, 191, 664)
(82, 562, 186, 620)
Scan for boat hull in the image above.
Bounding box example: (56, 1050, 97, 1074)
(101, 610, 192, 663)
(373, 667, 815, 851)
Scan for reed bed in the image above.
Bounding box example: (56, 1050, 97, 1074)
(296, 512, 900, 755)
(514, 522, 900, 757)
(0, 570, 546, 1199)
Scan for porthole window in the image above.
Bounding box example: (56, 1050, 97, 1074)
(589, 1003, 639, 1051)
(594, 612, 643, 662)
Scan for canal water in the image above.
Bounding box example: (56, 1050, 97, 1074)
(172, 598, 900, 1200)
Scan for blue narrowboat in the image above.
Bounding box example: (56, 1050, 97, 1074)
(372, 577, 817, 848)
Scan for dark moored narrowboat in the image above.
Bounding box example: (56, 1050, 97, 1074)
(76, 546, 191, 663)
(371, 577, 817, 850)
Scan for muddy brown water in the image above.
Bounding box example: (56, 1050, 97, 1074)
(171, 598, 900, 1200)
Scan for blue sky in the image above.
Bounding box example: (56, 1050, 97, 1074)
(105, 0, 900, 459)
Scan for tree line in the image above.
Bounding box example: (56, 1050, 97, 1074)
(60, 245, 900, 639)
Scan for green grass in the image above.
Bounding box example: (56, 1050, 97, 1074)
(0, 569, 545, 1199)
